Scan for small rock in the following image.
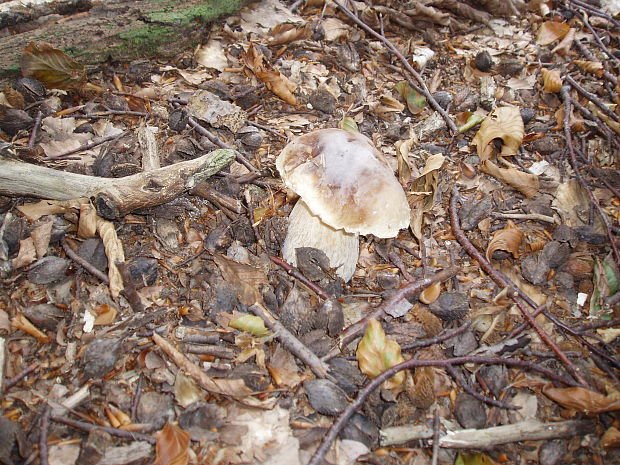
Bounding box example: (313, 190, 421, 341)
(539, 439, 566, 465)
(304, 379, 349, 416)
(101, 93, 129, 112)
(497, 59, 524, 77)
(432, 91, 452, 111)
(328, 357, 365, 396)
(76, 429, 113, 465)
(459, 195, 493, 231)
(77, 238, 108, 272)
(529, 136, 560, 154)
(21, 303, 65, 331)
(82, 337, 123, 380)
(542, 241, 571, 269)
(296, 247, 330, 282)
(168, 108, 189, 132)
(520, 108, 536, 125)
(429, 291, 470, 321)
(454, 393, 487, 429)
(474, 51, 494, 72)
(308, 87, 337, 114)
(446, 329, 478, 357)
(237, 125, 264, 149)
(126, 257, 159, 287)
(478, 365, 508, 398)
(376, 269, 400, 290)
(27, 256, 69, 284)
(521, 252, 550, 285)
(340, 413, 379, 449)
(137, 392, 175, 430)
(179, 402, 226, 442)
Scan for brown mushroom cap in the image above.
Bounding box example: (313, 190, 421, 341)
(276, 128, 410, 238)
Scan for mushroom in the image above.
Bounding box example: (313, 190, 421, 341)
(276, 128, 411, 282)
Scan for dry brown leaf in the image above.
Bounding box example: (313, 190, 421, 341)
(12, 237, 37, 269)
(269, 23, 312, 46)
(472, 107, 524, 161)
(93, 304, 118, 326)
(551, 28, 576, 56)
(20, 41, 86, 90)
(554, 105, 586, 132)
(541, 68, 563, 93)
(356, 318, 405, 390)
(256, 69, 298, 105)
(542, 384, 620, 414)
(266, 345, 303, 388)
(419, 281, 441, 304)
(574, 60, 604, 77)
(486, 220, 524, 261)
(153, 423, 190, 465)
(213, 254, 268, 306)
(601, 426, 620, 448)
(480, 160, 539, 198)
(17, 198, 84, 222)
(536, 21, 571, 45)
(94, 214, 125, 299)
(12, 314, 50, 343)
(31, 219, 53, 259)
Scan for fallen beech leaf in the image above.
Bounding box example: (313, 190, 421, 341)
(153, 423, 190, 465)
(31, 219, 53, 259)
(455, 452, 499, 465)
(356, 318, 405, 390)
(174, 373, 204, 408)
(256, 69, 298, 105)
(394, 81, 427, 114)
(601, 426, 620, 448)
(542, 384, 620, 414)
(269, 23, 312, 46)
(536, 21, 570, 45)
(12, 237, 37, 269)
(213, 254, 269, 306)
(554, 105, 586, 132)
(472, 107, 524, 161)
(93, 304, 118, 326)
(20, 41, 86, 90)
(267, 345, 303, 388)
(339, 116, 359, 133)
(486, 220, 524, 261)
(574, 60, 604, 77)
(551, 28, 576, 56)
(419, 281, 441, 304)
(229, 314, 270, 337)
(541, 69, 563, 93)
(480, 160, 539, 198)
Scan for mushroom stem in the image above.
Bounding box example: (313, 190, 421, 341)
(282, 200, 359, 282)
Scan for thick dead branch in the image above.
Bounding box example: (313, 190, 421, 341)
(0, 149, 235, 219)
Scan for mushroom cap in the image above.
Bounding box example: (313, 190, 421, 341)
(276, 129, 410, 238)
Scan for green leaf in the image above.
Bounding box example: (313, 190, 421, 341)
(229, 314, 270, 337)
(20, 41, 86, 90)
(458, 113, 485, 133)
(339, 117, 359, 133)
(394, 81, 427, 114)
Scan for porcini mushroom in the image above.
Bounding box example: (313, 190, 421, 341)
(276, 128, 410, 282)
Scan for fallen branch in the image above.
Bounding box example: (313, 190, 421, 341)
(380, 419, 595, 448)
(51, 415, 156, 444)
(0, 149, 235, 219)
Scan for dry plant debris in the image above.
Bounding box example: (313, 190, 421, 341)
(0, 1, 620, 464)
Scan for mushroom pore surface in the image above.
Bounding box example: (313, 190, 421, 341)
(276, 128, 410, 237)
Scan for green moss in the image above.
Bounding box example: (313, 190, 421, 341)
(146, 0, 247, 25)
(118, 25, 175, 51)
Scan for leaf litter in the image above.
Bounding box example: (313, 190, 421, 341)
(0, 1, 620, 465)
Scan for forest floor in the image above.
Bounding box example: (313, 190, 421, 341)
(1, 1, 620, 465)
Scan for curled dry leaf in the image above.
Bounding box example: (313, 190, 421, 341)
(356, 318, 405, 390)
(153, 423, 190, 465)
(269, 23, 312, 46)
(486, 220, 524, 261)
(551, 28, 576, 56)
(243, 44, 297, 105)
(213, 254, 269, 306)
(20, 41, 86, 90)
(480, 160, 539, 198)
(419, 281, 441, 304)
(536, 21, 571, 45)
(12, 314, 50, 343)
(542, 384, 620, 414)
(472, 107, 524, 161)
(574, 60, 604, 77)
(541, 69, 563, 93)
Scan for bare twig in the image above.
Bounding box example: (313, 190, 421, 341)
(307, 355, 581, 465)
(431, 409, 440, 465)
(51, 415, 156, 444)
(331, 0, 457, 133)
(1, 362, 39, 393)
(61, 238, 109, 284)
(401, 320, 472, 351)
(445, 364, 519, 409)
(116, 261, 145, 313)
(43, 133, 125, 161)
(39, 405, 51, 465)
(490, 212, 557, 224)
(28, 110, 43, 148)
(250, 302, 330, 378)
(269, 255, 330, 300)
(450, 188, 589, 387)
(130, 374, 143, 422)
(565, 74, 618, 122)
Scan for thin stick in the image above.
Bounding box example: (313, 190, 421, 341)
(431, 409, 440, 465)
(51, 415, 156, 444)
(131, 375, 143, 422)
(306, 355, 580, 465)
(61, 238, 110, 284)
(445, 364, 519, 409)
(246, 120, 288, 140)
(2, 362, 39, 392)
(269, 255, 330, 300)
(565, 74, 618, 122)
(43, 133, 125, 161)
(450, 188, 589, 387)
(331, 0, 457, 133)
(28, 110, 43, 148)
(401, 320, 472, 351)
(490, 212, 557, 224)
(39, 405, 51, 465)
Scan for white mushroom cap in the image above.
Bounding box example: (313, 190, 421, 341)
(276, 129, 411, 281)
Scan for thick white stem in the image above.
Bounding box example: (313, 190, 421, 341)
(282, 200, 359, 282)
